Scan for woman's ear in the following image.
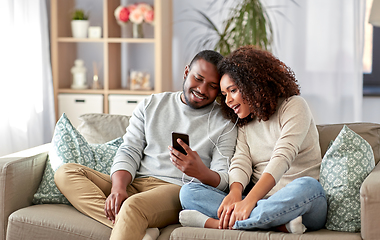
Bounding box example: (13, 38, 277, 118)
(183, 65, 190, 80)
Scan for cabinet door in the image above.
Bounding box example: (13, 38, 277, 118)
(58, 93, 104, 127)
(108, 94, 149, 116)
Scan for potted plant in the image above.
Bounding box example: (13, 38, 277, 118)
(186, 0, 297, 56)
(71, 9, 89, 38)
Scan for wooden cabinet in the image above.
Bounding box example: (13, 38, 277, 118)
(50, 0, 172, 120)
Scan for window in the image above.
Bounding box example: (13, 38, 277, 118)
(363, 0, 380, 95)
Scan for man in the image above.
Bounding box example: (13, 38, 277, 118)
(54, 50, 237, 240)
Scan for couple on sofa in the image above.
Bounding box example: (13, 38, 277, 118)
(54, 46, 327, 240)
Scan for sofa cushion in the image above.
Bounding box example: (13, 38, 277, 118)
(169, 226, 362, 240)
(320, 125, 375, 232)
(32, 113, 123, 204)
(77, 113, 130, 144)
(7, 204, 111, 240)
(317, 122, 380, 164)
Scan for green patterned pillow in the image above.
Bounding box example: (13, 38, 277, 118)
(33, 113, 123, 204)
(320, 125, 375, 232)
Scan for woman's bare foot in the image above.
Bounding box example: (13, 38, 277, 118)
(204, 218, 219, 229)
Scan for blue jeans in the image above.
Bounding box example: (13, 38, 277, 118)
(180, 176, 327, 231)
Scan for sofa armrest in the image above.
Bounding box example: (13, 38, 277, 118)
(360, 162, 380, 240)
(0, 143, 50, 240)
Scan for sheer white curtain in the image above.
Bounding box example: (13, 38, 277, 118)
(0, 0, 55, 156)
(267, 0, 365, 124)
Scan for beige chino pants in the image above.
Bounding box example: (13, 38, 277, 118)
(54, 163, 182, 240)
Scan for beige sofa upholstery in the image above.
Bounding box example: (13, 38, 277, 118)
(1, 113, 380, 240)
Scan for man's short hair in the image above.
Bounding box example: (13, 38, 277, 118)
(189, 50, 223, 70)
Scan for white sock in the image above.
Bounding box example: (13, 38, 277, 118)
(179, 210, 210, 228)
(285, 216, 307, 234)
(142, 228, 160, 240)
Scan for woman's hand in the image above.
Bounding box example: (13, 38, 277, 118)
(221, 173, 276, 229)
(228, 198, 257, 226)
(217, 182, 243, 229)
(219, 198, 257, 230)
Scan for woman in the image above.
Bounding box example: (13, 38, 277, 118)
(179, 45, 327, 234)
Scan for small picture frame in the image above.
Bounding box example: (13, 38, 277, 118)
(88, 26, 102, 38)
(130, 70, 151, 90)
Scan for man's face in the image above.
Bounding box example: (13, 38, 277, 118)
(181, 59, 220, 109)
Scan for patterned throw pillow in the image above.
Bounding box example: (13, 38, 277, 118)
(320, 125, 375, 232)
(33, 113, 123, 204)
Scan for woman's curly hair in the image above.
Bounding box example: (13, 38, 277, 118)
(218, 45, 300, 127)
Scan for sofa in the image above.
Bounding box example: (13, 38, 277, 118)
(1, 113, 380, 240)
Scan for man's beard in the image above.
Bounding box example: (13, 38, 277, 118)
(182, 89, 211, 109)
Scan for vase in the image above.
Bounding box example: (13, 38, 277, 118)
(71, 59, 87, 89)
(132, 23, 143, 38)
(71, 20, 89, 38)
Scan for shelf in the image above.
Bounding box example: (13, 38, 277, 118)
(58, 88, 105, 94)
(107, 38, 155, 43)
(108, 89, 155, 95)
(51, 0, 172, 120)
(58, 38, 105, 43)
(58, 88, 155, 95)
(57, 37, 155, 43)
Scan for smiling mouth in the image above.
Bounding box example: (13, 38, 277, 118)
(192, 90, 206, 100)
(230, 104, 240, 113)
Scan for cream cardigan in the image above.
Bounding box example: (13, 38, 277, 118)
(228, 96, 321, 197)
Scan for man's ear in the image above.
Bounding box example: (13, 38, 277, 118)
(183, 65, 190, 80)
(215, 92, 222, 104)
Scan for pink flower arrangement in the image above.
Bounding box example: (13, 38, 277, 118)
(114, 3, 154, 26)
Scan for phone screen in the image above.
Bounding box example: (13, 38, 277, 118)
(172, 132, 189, 155)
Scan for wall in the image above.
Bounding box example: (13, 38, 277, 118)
(48, 0, 380, 124)
(363, 97, 380, 123)
(172, 0, 231, 90)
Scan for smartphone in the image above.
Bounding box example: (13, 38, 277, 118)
(172, 132, 190, 155)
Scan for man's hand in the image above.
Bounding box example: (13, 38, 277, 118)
(105, 188, 129, 224)
(104, 170, 132, 224)
(169, 138, 220, 187)
(169, 138, 208, 178)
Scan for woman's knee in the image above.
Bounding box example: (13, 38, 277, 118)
(179, 183, 207, 208)
(179, 183, 196, 207)
(293, 177, 325, 196)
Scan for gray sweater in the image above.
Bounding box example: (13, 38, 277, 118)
(111, 91, 237, 190)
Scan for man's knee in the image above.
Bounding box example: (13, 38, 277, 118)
(117, 194, 155, 224)
(54, 163, 81, 190)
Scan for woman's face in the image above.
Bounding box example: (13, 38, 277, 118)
(220, 74, 251, 119)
